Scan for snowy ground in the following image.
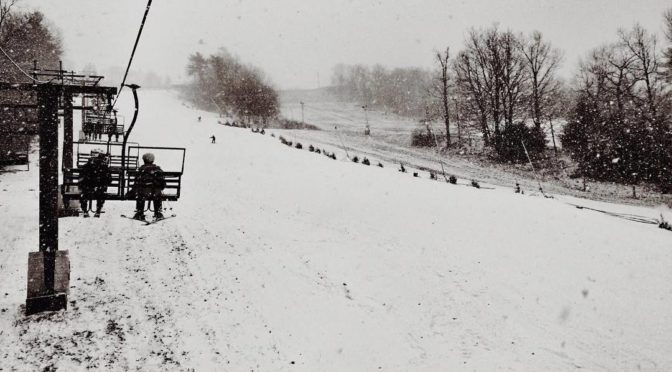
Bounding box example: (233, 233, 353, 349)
(1, 89, 671, 371)
(279, 90, 672, 206)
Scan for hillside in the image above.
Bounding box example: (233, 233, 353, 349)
(278, 89, 672, 207)
(0, 89, 671, 371)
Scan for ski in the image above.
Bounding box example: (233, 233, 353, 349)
(121, 214, 176, 225)
(144, 214, 176, 226)
(120, 214, 148, 223)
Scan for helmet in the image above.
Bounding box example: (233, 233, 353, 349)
(142, 153, 155, 164)
(91, 148, 106, 158)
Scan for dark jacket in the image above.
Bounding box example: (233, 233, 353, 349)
(134, 163, 165, 197)
(80, 157, 111, 191)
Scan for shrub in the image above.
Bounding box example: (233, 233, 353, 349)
(352, 156, 359, 163)
(563, 98, 672, 190)
(308, 145, 315, 152)
(411, 127, 436, 147)
(295, 142, 302, 149)
(377, 162, 383, 168)
(362, 157, 370, 166)
(471, 180, 480, 188)
(496, 122, 545, 163)
(272, 118, 320, 130)
(449, 175, 457, 184)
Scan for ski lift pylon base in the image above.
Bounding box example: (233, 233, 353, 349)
(26, 251, 70, 315)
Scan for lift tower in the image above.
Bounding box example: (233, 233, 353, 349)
(0, 72, 117, 314)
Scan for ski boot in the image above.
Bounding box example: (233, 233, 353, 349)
(153, 212, 165, 221)
(82, 211, 90, 218)
(132, 211, 146, 221)
(94, 211, 101, 218)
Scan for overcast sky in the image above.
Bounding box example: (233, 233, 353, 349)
(20, 0, 672, 90)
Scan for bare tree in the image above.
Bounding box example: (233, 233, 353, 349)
(454, 26, 530, 148)
(454, 30, 491, 146)
(664, 8, 672, 82)
(604, 44, 638, 120)
(435, 47, 451, 147)
(482, 27, 504, 139)
(499, 30, 528, 128)
(519, 31, 562, 130)
(545, 81, 570, 155)
(619, 24, 662, 120)
(0, 0, 17, 35)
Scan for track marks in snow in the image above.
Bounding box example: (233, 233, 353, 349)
(9, 275, 133, 371)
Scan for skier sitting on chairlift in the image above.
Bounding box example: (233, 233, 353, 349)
(131, 153, 166, 221)
(79, 149, 111, 218)
(106, 124, 116, 142)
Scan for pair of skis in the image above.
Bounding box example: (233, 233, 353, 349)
(120, 214, 176, 226)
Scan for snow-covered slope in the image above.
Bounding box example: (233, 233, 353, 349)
(1, 90, 671, 371)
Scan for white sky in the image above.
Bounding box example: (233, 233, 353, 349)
(20, 0, 672, 90)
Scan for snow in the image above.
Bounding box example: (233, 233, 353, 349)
(1, 89, 671, 371)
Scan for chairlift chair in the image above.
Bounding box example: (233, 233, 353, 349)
(61, 84, 186, 211)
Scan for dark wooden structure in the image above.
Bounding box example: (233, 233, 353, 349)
(0, 77, 117, 315)
(2, 64, 186, 315)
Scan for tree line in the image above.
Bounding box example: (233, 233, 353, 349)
(0, 0, 63, 160)
(330, 64, 433, 117)
(184, 49, 279, 124)
(330, 9, 672, 191)
(330, 27, 567, 160)
(563, 16, 672, 191)
(0, 0, 62, 83)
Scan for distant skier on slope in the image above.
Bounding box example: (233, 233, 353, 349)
(79, 150, 111, 218)
(210, 135, 216, 144)
(131, 153, 166, 221)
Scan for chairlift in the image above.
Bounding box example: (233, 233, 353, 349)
(73, 141, 140, 169)
(61, 84, 186, 209)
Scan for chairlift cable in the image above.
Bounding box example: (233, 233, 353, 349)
(111, 0, 153, 109)
(521, 140, 546, 195)
(0, 44, 51, 84)
(334, 125, 351, 159)
(565, 202, 659, 225)
(426, 120, 451, 182)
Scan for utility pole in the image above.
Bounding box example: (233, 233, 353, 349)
(300, 101, 305, 124)
(362, 105, 370, 135)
